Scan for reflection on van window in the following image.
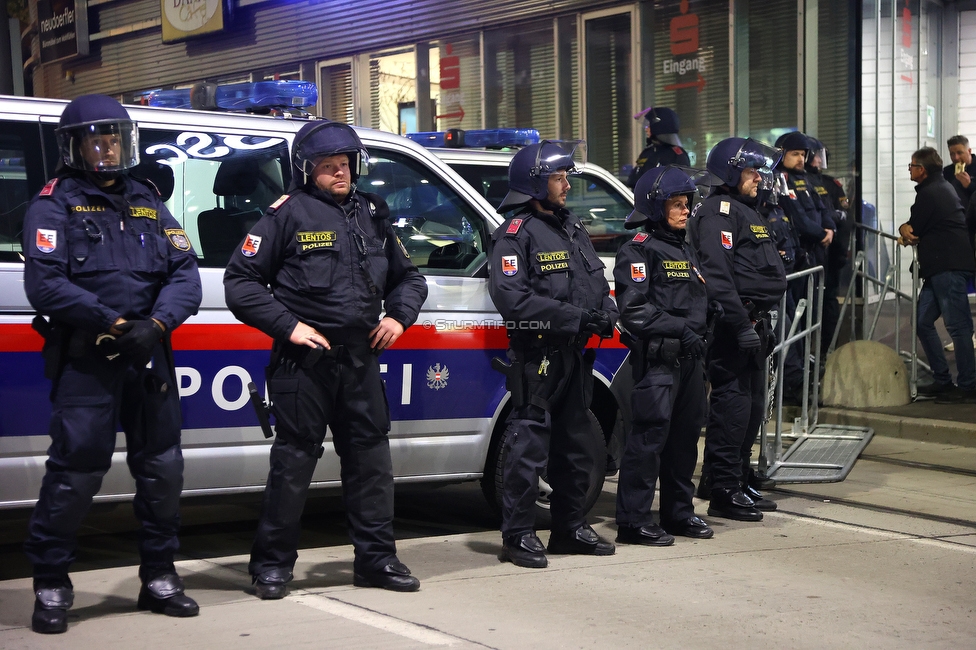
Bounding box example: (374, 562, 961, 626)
(138, 129, 290, 268)
(449, 163, 633, 255)
(360, 151, 488, 276)
(0, 122, 45, 263)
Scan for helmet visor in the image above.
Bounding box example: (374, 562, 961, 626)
(731, 139, 782, 177)
(808, 144, 827, 170)
(534, 140, 586, 177)
(59, 121, 139, 172)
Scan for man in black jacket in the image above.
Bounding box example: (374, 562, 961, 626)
(943, 135, 976, 207)
(225, 121, 429, 597)
(900, 147, 976, 402)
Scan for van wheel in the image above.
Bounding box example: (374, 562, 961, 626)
(481, 410, 607, 530)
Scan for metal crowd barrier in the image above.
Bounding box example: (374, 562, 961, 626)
(829, 223, 921, 398)
(758, 263, 874, 484)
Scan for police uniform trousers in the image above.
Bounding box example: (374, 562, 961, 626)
(500, 344, 602, 538)
(701, 323, 766, 490)
(248, 340, 396, 578)
(616, 355, 705, 527)
(25, 344, 184, 582)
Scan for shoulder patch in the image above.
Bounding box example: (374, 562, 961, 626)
(719, 201, 731, 215)
(501, 255, 519, 276)
(721, 231, 733, 249)
(39, 178, 58, 197)
(165, 228, 192, 251)
(269, 195, 290, 211)
(506, 218, 524, 235)
(241, 233, 262, 257)
(833, 178, 844, 188)
(630, 262, 646, 282)
(632, 232, 649, 243)
(35, 228, 57, 253)
(673, 146, 684, 155)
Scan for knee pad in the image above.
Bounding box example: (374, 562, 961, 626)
(134, 446, 184, 521)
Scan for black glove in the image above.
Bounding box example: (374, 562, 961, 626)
(707, 300, 725, 320)
(680, 325, 705, 359)
(114, 319, 163, 366)
(736, 325, 761, 352)
(580, 309, 614, 337)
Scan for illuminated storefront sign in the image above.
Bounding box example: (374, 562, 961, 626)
(161, 0, 227, 43)
(37, 0, 89, 63)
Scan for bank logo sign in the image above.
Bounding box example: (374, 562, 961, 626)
(161, 0, 227, 43)
(37, 0, 89, 63)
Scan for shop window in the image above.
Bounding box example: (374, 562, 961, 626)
(369, 48, 417, 135)
(430, 37, 483, 131)
(319, 61, 354, 123)
(484, 20, 557, 138)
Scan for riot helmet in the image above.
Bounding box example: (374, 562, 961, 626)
(806, 137, 828, 170)
(624, 165, 697, 229)
(706, 137, 782, 193)
(634, 107, 682, 147)
(292, 120, 369, 188)
(56, 95, 140, 174)
(496, 140, 585, 213)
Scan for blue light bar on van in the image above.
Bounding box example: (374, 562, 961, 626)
(147, 81, 318, 111)
(406, 128, 540, 149)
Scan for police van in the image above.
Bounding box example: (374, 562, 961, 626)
(0, 83, 629, 521)
(406, 128, 636, 275)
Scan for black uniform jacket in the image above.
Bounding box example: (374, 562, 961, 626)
(908, 175, 975, 280)
(23, 173, 201, 334)
(627, 140, 691, 189)
(224, 188, 428, 342)
(614, 226, 707, 340)
(689, 189, 787, 335)
(489, 206, 616, 343)
(777, 168, 834, 246)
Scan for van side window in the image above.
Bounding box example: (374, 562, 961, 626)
(360, 150, 489, 276)
(569, 173, 632, 254)
(0, 122, 48, 263)
(136, 129, 290, 268)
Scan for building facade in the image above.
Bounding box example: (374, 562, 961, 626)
(22, 0, 976, 230)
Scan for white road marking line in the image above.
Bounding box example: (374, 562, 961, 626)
(766, 511, 976, 554)
(288, 592, 459, 646)
(175, 558, 460, 646)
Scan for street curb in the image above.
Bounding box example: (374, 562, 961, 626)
(816, 407, 976, 447)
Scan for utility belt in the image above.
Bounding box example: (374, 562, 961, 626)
(273, 340, 368, 372)
(620, 331, 682, 380)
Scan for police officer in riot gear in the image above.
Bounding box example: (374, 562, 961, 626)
(224, 121, 428, 597)
(627, 107, 691, 188)
(690, 137, 787, 522)
(22, 95, 202, 634)
(775, 131, 836, 273)
(614, 166, 713, 544)
(489, 141, 618, 568)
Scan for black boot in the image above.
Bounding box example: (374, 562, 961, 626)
(615, 523, 675, 547)
(252, 567, 293, 600)
(353, 560, 421, 592)
(547, 523, 615, 556)
(743, 484, 777, 511)
(31, 577, 73, 634)
(137, 573, 199, 617)
(746, 467, 777, 491)
(499, 532, 548, 568)
(707, 487, 763, 522)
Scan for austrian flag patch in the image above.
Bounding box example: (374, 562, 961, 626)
(241, 233, 262, 257)
(36, 229, 57, 253)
